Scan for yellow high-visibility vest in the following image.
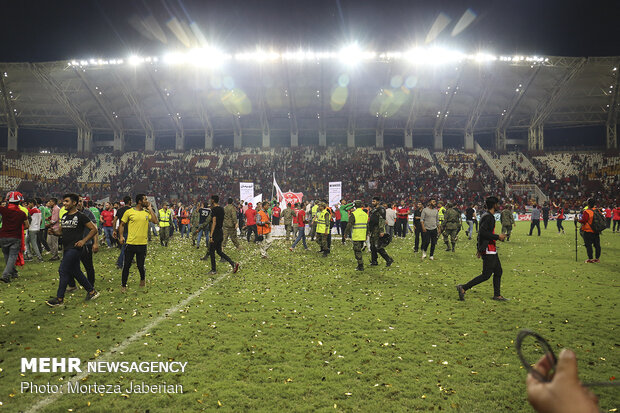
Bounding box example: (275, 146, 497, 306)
(158, 208, 172, 227)
(351, 208, 368, 241)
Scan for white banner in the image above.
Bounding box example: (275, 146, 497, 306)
(273, 175, 287, 211)
(328, 181, 342, 209)
(240, 182, 254, 204)
(249, 194, 263, 207)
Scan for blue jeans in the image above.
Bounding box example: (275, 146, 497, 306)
(0, 237, 20, 280)
(196, 228, 209, 248)
(57, 248, 93, 298)
(180, 224, 189, 238)
(103, 227, 114, 247)
(466, 220, 474, 238)
(291, 227, 307, 249)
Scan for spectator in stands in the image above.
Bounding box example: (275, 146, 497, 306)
(577, 198, 601, 263)
(529, 204, 542, 236)
(45, 197, 61, 261)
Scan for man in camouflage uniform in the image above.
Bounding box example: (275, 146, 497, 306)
(346, 200, 368, 271)
(223, 198, 241, 249)
(190, 201, 201, 246)
(368, 196, 394, 267)
(281, 202, 295, 241)
(442, 202, 461, 252)
(500, 203, 515, 241)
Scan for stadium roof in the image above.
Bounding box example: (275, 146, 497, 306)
(1, 51, 618, 139)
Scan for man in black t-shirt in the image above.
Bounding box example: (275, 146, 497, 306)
(413, 202, 423, 253)
(46, 193, 100, 307)
(542, 203, 550, 229)
(194, 202, 212, 249)
(465, 204, 476, 240)
(113, 196, 132, 269)
(205, 195, 239, 275)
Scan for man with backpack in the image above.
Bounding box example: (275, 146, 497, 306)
(577, 198, 605, 263)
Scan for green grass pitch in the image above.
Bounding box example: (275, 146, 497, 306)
(1, 222, 618, 412)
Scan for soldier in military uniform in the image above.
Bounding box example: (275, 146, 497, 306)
(500, 203, 515, 241)
(368, 197, 394, 267)
(281, 202, 295, 241)
(346, 200, 368, 271)
(190, 201, 201, 246)
(442, 202, 461, 252)
(223, 198, 241, 249)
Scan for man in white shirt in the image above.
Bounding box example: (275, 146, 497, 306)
(25, 199, 43, 262)
(385, 203, 396, 237)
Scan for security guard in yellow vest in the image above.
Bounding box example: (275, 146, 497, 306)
(438, 202, 446, 228)
(315, 203, 330, 257)
(346, 200, 368, 271)
(158, 203, 172, 247)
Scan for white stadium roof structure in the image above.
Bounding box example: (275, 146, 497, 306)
(0, 49, 618, 152)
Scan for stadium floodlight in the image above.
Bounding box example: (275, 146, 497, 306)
(235, 50, 280, 62)
(338, 43, 375, 67)
(128, 55, 144, 66)
(469, 52, 497, 63)
(404, 47, 465, 65)
(188, 47, 230, 67)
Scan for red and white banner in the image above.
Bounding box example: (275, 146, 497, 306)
(282, 191, 304, 208)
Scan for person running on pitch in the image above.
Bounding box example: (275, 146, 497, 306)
(456, 196, 508, 302)
(368, 197, 394, 267)
(346, 200, 368, 271)
(207, 195, 239, 275)
(46, 193, 100, 306)
(118, 194, 158, 292)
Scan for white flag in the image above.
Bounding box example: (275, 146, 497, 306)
(273, 175, 286, 210)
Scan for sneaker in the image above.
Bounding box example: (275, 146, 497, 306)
(200, 255, 209, 261)
(66, 286, 78, 292)
(289, 247, 294, 252)
(456, 285, 465, 301)
(369, 262, 378, 266)
(121, 286, 127, 293)
(451, 247, 455, 252)
(0, 276, 10, 283)
(46, 297, 64, 307)
(585, 259, 594, 263)
(85, 290, 100, 301)
(261, 255, 268, 259)
(385, 258, 394, 267)
(139, 279, 146, 287)
(422, 252, 427, 259)
(355, 265, 364, 271)
(592, 259, 600, 263)
(209, 270, 217, 275)
(413, 249, 418, 253)
(429, 256, 434, 260)
(444, 247, 451, 252)
(232, 263, 240, 273)
(492, 296, 508, 301)
(49, 256, 60, 261)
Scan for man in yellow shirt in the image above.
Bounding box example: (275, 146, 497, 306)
(118, 194, 158, 292)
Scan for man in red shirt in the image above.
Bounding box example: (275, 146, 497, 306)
(0, 191, 29, 283)
(271, 204, 281, 225)
(604, 206, 612, 229)
(290, 202, 308, 250)
(100, 202, 115, 248)
(244, 203, 258, 243)
(577, 198, 601, 263)
(613, 204, 620, 233)
(395, 200, 409, 238)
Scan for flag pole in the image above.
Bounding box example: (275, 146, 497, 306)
(270, 171, 275, 218)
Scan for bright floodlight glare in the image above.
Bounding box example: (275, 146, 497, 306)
(128, 55, 143, 66)
(338, 43, 375, 67)
(188, 47, 230, 67)
(405, 48, 465, 65)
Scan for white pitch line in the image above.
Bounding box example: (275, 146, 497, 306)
(26, 271, 232, 413)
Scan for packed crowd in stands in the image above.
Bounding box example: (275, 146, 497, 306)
(0, 147, 617, 212)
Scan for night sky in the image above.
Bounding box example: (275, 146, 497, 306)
(2, 0, 620, 62)
(1, 0, 619, 149)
